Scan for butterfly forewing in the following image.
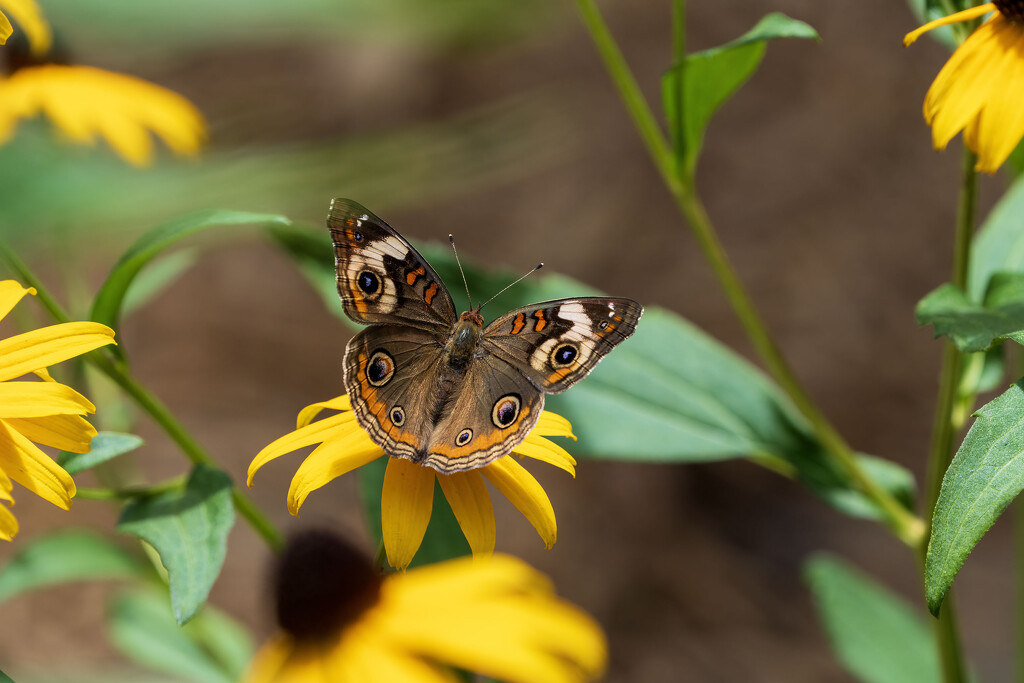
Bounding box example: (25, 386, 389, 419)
(483, 297, 643, 393)
(329, 199, 457, 330)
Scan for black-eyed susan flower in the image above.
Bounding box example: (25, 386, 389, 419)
(0, 65, 206, 166)
(247, 530, 606, 683)
(0, 280, 115, 540)
(248, 395, 578, 570)
(905, 2, 1024, 173)
(0, 0, 205, 166)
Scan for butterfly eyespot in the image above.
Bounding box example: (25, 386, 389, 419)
(550, 343, 578, 368)
(599, 320, 609, 329)
(390, 406, 405, 426)
(455, 429, 473, 446)
(366, 350, 395, 387)
(353, 231, 363, 242)
(357, 271, 380, 295)
(491, 394, 521, 429)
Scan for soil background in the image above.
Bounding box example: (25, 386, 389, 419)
(0, 1, 1015, 681)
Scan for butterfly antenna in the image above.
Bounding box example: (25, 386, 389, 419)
(449, 234, 474, 311)
(478, 263, 544, 314)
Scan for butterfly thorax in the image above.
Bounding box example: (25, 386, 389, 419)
(443, 311, 485, 370)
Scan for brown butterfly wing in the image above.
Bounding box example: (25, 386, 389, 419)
(329, 198, 457, 330)
(483, 297, 643, 393)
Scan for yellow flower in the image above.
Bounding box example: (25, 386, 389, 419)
(247, 531, 607, 683)
(0, 65, 206, 166)
(0, 0, 51, 54)
(905, 2, 1024, 173)
(0, 281, 116, 540)
(249, 395, 578, 570)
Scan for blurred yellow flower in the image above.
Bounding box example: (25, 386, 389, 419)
(0, 0, 51, 54)
(0, 281, 116, 540)
(249, 395, 578, 570)
(905, 2, 1024, 173)
(0, 65, 206, 166)
(247, 531, 607, 683)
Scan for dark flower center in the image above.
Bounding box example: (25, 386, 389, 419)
(995, 0, 1024, 21)
(274, 530, 382, 642)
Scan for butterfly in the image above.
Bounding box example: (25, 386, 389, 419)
(330, 198, 643, 474)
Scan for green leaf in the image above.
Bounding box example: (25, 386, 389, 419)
(90, 210, 290, 335)
(969, 174, 1024, 300)
(57, 431, 145, 475)
(805, 553, 940, 683)
(0, 669, 12, 683)
(177, 598, 255, 681)
(357, 456, 471, 568)
(926, 379, 1024, 614)
(121, 248, 199, 316)
(117, 465, 235, 624)
(0, 530, 142, 602)
(663, 12, 818, 177)
(107, 590, 239, 683)
(917, 273, 1024, 352)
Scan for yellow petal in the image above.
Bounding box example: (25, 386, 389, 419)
(0, 420, 75, 508)
(437, 470, 495, 557)
(381, 457, 435, 570)
(513, 436, 577, 477)
(0, 321, 115, 383)
(3, 414, 96, 453)
(481, 457, 556, 549)
(342, 625, 458, 683)
(244, 635, 294, 683)
(533, 411, 577, 440)
(0, 0, 51, 54)
(925, 17, 1004, 149)
(0, 280, 33, 322)
(0, 381, 96, 418)
(904, 3, 995, 46)
(286, 438, 383, 515)
(377, 556, 606, 683)
(971, 22, 1024, 171)
(0, 503, 18, 541)
(297, 395, 352, 428)
(0, 10, 11, 44)
(248, 411, 359, 485)
(0, 65, 205, 167)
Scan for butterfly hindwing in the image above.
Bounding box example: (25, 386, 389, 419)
(329, 198, 457, 329)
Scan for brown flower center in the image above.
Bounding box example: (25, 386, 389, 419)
(274, 530, 383, 642)
(995, 0, 1024, 21)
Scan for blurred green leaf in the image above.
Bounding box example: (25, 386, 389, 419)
(58, 431, 145, 475)
(969, 174, 1024, 301)
(117, 465, 235, 624)
(178, 599, 255, 680)
(121, 249, 199, 316)
(663, 12, 818, 178)
(926, 379, 1024, 615)
(0, 530, 142, 602)
(0, 669, 12, 683)
(107, 590, 238, 683)
(91, 210, 290, 338)
(357, 457, 471, 568)
(917, 273, 1024, 352)
(959, 345, 1005, 397)
(805, 553, 940, 683)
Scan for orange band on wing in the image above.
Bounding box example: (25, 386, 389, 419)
(406, 265, 426, 286)
(428, 404, 532, 460)
(511, 313, 525, 335)
(532, 310, 547, 332)
(349, 282, 369, 314)
(424, 282, 438, 305)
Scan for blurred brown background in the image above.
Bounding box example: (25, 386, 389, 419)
(0, 0, 1014, 680)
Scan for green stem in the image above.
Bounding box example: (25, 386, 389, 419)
(0, 244, 284, 552)
(76, 476, 187, 501)
(572, 0, 923, 546)
(922, 148, 976, 683)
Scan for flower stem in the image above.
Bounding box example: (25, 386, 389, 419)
(922, 147, 976, 683)
(572, 0, 923, 546)
(0, 244, 284, 552)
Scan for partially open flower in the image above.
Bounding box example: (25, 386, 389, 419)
(247, 531, 607, 683)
